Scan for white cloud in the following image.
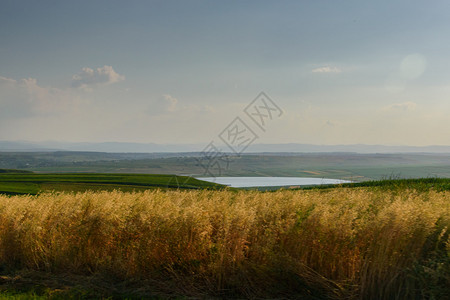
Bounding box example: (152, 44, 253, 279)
(0, 75, 81, 118)
(0, 76, 17, 85)
(312, 66, 342, 73)
(147, 94, 218, 117)
(147, 94, 179, 115)
(162, 94, 178, 112)
(71, 65, 125, 90)
(383, 101, 417, 112)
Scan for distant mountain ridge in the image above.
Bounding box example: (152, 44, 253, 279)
(247, 143, 450, 154)
(0, 140, 449, 154)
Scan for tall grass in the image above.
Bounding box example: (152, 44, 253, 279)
(0, 188, 448, 299)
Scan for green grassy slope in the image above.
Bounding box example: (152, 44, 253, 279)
(0, 172, 224, 195)
(302, 177, 450, 191)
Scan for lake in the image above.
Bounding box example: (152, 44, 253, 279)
(198, 177, 352, 188)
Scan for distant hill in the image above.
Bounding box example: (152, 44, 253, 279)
(1, 140, 449, 154)
(246, 143, 450, 154)
(0, 169, 33, 174)
(0, 141, 202, 153)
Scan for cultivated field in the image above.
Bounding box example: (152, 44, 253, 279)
(0, 172, 223, 195)
(0, 185, 448, 299)
(1, 152, 450, 180)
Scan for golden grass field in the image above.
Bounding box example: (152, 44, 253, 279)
(0, 188, 449, 299)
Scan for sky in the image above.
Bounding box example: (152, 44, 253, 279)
(1, 0, 449, 147)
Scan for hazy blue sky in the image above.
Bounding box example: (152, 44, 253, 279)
(1, 0, 449, 146)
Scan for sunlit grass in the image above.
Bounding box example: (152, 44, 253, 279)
(0, 188, 448, 299)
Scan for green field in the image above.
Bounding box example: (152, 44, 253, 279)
(1, 151, 449, 181)
(2, 169, 450, 195)
(0, 171, 224, 195)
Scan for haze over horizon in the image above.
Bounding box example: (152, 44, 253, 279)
(1, 1, 450, 147)
(1, 140, 450, 154)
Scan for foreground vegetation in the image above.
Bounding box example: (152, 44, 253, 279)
(0, 187, 448, 299)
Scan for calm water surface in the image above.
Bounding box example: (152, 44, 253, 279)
(198, 177, 352, 188)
